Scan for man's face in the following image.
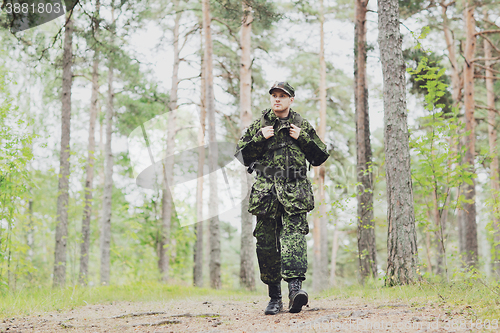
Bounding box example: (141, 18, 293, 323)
(270, 89, 294, 113)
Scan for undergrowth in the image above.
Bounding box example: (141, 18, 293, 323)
(321, 275, 500, 321)
(0, 281, 255, 318)
(2, 276, 499, 322)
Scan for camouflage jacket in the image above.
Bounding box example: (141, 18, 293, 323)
(235, 109, 329, 216)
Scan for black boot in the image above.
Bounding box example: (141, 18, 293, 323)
(288, 279, 308, 313)
(264, 283, 283, 315)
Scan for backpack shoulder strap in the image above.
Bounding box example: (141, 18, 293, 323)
(260, 109, 272, 128)
(291, 112, 303, 128)
(260, 109, 303, 128)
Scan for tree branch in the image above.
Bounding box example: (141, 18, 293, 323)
(215, 109, 239, 141)
(475, 63, 500, 75)
(479, 34, 500, 54)
(474, 75, 500, 80)
(174, 125, 196, 135)
(440, 0, 456, 9)
(72, 74, 91, 81)
(179, 24, 200, 53)
(475, 30, 500, 36)
(37, 8, 76, 61)
(179, 75, 201, 82)
(211, 17, 241, 48)
(471, 56, 500, 63)
(476, 104, 500, 114)
(484, 19, 500, 30)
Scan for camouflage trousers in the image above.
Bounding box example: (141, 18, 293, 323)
(253, 203, 309, 285)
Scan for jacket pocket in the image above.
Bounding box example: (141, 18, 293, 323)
(282, 179, 314, 214)
(248, 184, 279, 217)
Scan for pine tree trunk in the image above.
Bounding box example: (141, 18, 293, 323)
(355, 0, 376, 284)
(100, 3, 115, 285)
(202, 0, 221, 289)
(378, 0, 419, 286)
(441, 2, 466, 261)
(441, 3, 462, 105)
(313, 0, 329, 292)
(27, 199, 34, 266)
(483, 10, 500, 278)
(424, 211, 433, 274)
(462, 0, 478, 268)
(193, 23, 206, 288)
(239, 3, 256, 291)
(99, 102, 104, 192)
(329, 228, 340, 287)
(158, 4, 181, 283)
(79, 0, 100, 286)
(53, 11, 73, 288)
(456, 131, 467, 258)
(433, 187, 445, 276)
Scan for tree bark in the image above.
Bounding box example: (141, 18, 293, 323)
(53, 11, 73, 288)
(457, 132, 467, 259)
(202, 0, 221, 289)
(312, 0, 329, 292)
(158, 3, 181, 283)
(441, 2, 462, 105)
(99, 102, 104, 193)
(441, 2, 466, 261)
(193, 21, 206, 288)
(378, 0, 419, 286)
(424, 210, 433, 274)
(354, 0, 377, 284)
(483, 10, 500, 278)
(79, 0, 100, 286)
(239, 3, 255, 291)
(100, 2, 115, 285)
(462, 0, 478, 269)
(329, 228, 340, 287)
(432, 186, 445, 276)
(27, 198, 34, 264)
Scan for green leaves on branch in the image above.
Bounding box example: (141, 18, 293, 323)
(407, 57, 447, 112)
(0, 65, 36, 290)
(408, 56, 473, 230)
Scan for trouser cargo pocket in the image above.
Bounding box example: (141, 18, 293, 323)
(248, 184, 280, 218)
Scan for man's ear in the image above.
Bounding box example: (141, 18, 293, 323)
(290, 97, 294, 103)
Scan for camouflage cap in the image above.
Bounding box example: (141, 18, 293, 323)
(269, 81, 295, 97)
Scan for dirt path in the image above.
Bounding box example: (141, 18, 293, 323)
(0, 294, 480, 332)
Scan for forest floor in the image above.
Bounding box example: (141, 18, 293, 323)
(0, 287, 492, 333)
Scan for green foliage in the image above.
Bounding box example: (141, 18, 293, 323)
(408, 56, 474, 276)
(399, 0, 434, 19)
(116, 91, 168, 137)
(0, 282, 256, 318)
(207, 0, 281, 142)
(329, 0, 354, 21)
(321, 277, 500, 321)
(404, 48, 454, 114)
(289, 0, 351, 21)
(0, 65, 35, 291)
(212, 0, 280, 30)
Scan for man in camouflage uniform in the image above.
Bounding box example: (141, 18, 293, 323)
(235, 82, 329, 315)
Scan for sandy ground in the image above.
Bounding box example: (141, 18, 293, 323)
(0, 294, 486, 332)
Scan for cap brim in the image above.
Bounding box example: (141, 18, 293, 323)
(269, 87, 292, 97)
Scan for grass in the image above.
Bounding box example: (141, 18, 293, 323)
(319, 277, 500, 321)
(1, 277, 499, 322)
(0, 281, 257, 319)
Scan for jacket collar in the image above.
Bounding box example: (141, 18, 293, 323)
(264, 108, 296, 125)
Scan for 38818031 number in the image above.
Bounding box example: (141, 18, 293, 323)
(3, 1, 62, 15)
